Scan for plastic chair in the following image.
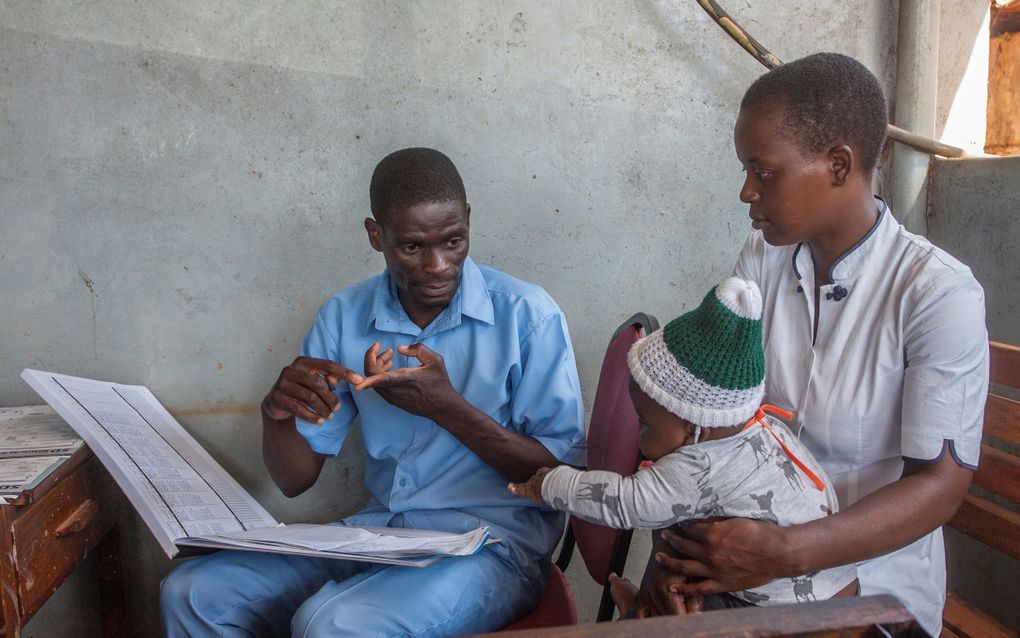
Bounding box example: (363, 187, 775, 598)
(500, 312, 658, 629)
(554, 312, 658, 622)
(499, 564, 577, 630)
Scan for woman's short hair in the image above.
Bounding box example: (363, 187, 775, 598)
(741, 52, 888, 173)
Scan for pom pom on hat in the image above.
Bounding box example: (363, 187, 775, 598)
(628, 277, 765, 429)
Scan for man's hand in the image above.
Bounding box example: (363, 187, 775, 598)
(507, 467, 551, 502)
(657, 520, 787, 596)
(362, 342, 394, 378)
(262, 356, 363, 497)
(355, 343, 460, 419)
(264, 356, 364, 424)
(357, 342, 558, 483)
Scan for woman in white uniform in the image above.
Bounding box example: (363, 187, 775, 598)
(629, 53, 988, 636)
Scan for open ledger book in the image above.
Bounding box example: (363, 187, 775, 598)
(20, 369, 493, 568)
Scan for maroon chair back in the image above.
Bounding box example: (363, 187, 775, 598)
(570, 317, 648, 587)
(502, 314, 656, 630)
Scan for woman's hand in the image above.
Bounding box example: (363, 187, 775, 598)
(658, 452, 975, 597)
(609, 572, 701, 619)
(615, 529, 706, 618)
(658, 519, 792, 596)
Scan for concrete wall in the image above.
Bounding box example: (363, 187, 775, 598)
(929, 155, 1020, 632)
(929, 156, 1020, 347)
(935, 1, 989, 152)
(3, 1, 973, 635)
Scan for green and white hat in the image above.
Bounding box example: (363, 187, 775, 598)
(628, 277, 765, 431)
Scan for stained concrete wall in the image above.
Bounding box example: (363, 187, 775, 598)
(930, 156, 1020, 348)
(1, 1, 970, 635)
(928, 155, 1020, 632)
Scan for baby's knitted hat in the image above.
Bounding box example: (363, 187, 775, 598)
(628, 277, 765, 431)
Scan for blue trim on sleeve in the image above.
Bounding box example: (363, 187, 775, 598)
(949, 440, 979, 471)
(902, 439, 978, 471)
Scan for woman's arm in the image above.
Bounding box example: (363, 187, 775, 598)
(659, 268, 986, 594)
(657, 448, 972, 595)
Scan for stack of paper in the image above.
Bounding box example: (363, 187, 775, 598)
(20, 369, 494, 567)
(180, 525, 492, 567)
(0, 405, 84, 502)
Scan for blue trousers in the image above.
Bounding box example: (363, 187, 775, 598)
(160, 547, 536, 637)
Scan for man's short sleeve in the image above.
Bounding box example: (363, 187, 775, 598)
(512, 312, 586, 466)
(294, 302, 359, 456)
(901, 271, 988, 468)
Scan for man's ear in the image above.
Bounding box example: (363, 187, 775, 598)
(829, 145, 854, 186)
(464, 203, 471, 229)
(364, 217, 383, 252)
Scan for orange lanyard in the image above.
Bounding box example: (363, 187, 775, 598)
(742, 405, 825, 492)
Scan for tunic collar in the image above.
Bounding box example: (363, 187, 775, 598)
(791, 196, 891, 286)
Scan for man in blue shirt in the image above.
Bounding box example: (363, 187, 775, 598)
(160, 147, 586, 637)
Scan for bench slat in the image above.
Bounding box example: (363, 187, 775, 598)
(973, 445, 1020, 505)
(984, 394, 1020, 446)
(990, 341, 1020, 390)
(947, 494, 1020, 561)
(942, 342, 1019, 638)
(942, 593, 1017, 638)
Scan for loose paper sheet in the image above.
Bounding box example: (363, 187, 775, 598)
(0, 455, 70, 502)
(0, 405, 83, 458)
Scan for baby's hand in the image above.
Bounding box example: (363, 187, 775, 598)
(508, 467, 552, 503)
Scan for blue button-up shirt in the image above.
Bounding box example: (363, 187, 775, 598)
(296, 258, 586, 585)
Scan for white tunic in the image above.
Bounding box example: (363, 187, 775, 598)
(734, 198, 988, 635)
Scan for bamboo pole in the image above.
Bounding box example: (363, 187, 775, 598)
(694, 0, 967, 159)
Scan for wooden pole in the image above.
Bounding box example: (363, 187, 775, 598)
(694, 0, 967, 159)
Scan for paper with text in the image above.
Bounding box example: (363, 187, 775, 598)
(20, 369, 492, 567)
(0, 405, 83, 458)
(0, 455, 70, 501)
(21, 369, 278, 557)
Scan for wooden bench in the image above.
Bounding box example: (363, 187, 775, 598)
(483, 594, 925, 637)
(942, 341, 1020, 638)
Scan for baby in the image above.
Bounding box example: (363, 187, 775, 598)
(510, 277, 856, 611)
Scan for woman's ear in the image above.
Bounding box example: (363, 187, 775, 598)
(829, 144, 854, 186)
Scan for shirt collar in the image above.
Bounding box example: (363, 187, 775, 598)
(367, 256, 494, 337)
(458, 258, 496, 326)
(791, 196, 892, 285)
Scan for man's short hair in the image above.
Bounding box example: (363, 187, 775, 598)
(369, 147, 467, 222)
(741, 52, 888, 173)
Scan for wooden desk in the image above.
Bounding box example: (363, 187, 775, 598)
(0, 446, 130, 637)
(482, 594, 925, 638)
